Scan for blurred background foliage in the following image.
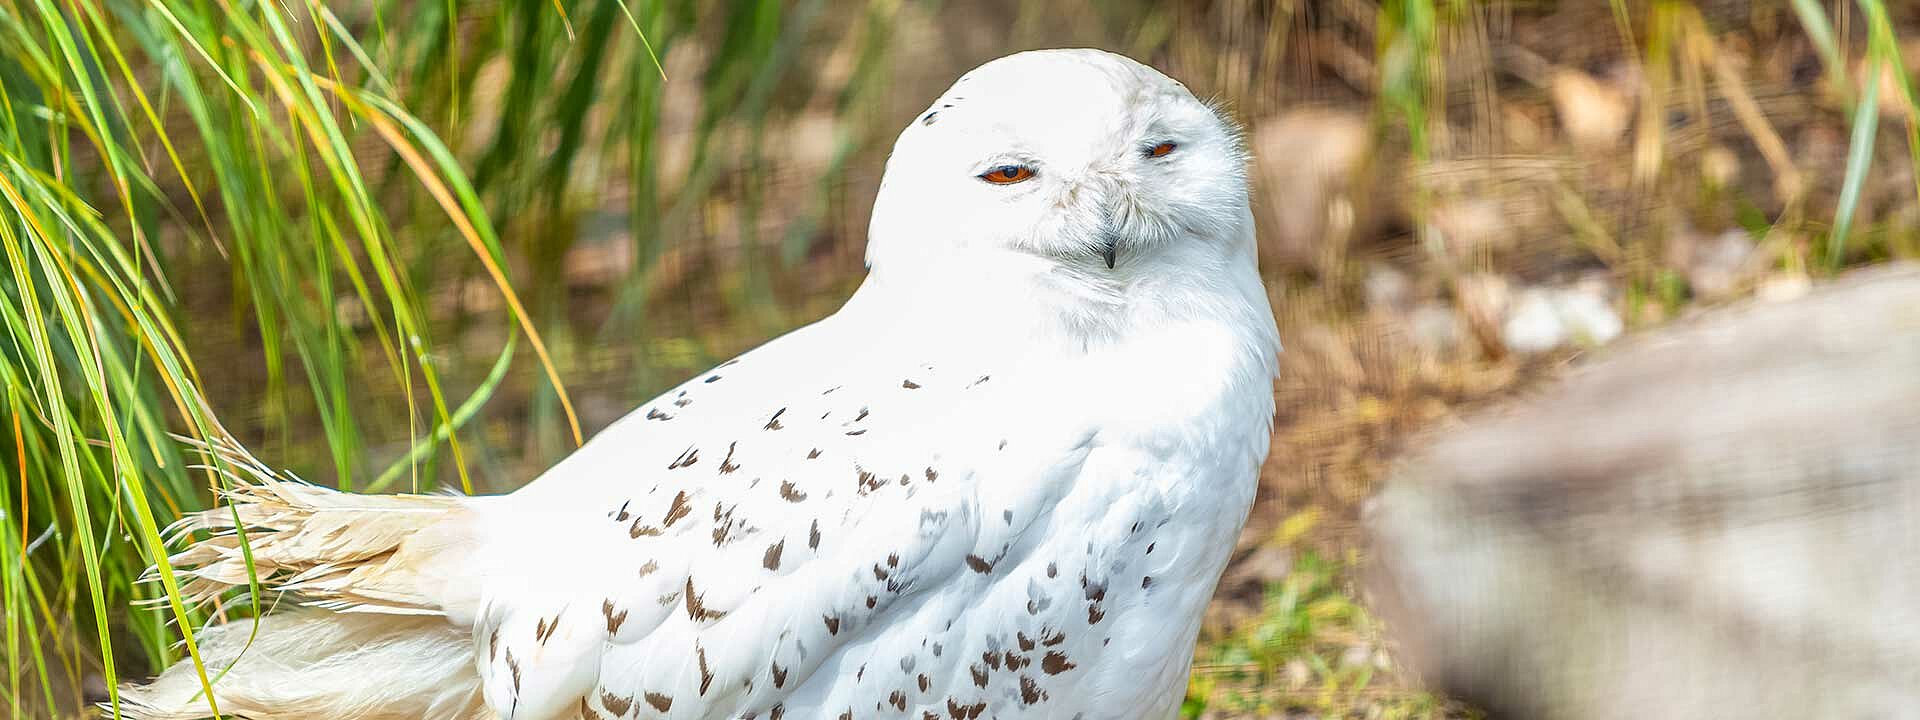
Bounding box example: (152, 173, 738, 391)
(3, 0, 1919, 717)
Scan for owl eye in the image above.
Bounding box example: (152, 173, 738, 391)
(1146, 142, 1178, 158)
(979, 165, 1035, 185)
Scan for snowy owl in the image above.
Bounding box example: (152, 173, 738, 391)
(127, 48, 1281, 720)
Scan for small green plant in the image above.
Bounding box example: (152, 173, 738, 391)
(1183, 550, 1457, 719)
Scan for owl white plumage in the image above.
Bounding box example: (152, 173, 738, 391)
(125, 48, 1280, 720)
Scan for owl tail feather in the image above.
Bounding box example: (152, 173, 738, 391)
(116, 610, 487, 720)
(119, 438, 491, 719)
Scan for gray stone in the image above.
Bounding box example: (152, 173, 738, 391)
(1366, 262, 1920, 720)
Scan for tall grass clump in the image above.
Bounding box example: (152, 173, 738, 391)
(0, 2, 574, 715)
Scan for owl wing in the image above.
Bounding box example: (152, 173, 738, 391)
(472, 314, 1097, 720)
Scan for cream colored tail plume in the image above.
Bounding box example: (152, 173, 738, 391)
(121, 439, 491, 720)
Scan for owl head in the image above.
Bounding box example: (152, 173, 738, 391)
(866, 49, 1252, 283)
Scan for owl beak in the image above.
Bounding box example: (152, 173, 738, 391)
(1098, 218, 1121, 269)
(1096, 197, 1124, 268)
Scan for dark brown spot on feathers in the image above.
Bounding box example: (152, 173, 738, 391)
(1083, 574, 1109, 623)
(1004, 650, 1027, 669)
(770, 704, 785, 719)
(948, 698, 986, 719)
(982, 651, 1001, 671)
(866, 595, 878, 609)
(506, 649, 521, 692)
(764, 539, 785, 571)
(1020, 675, 1044, 705)
(1084, 579, 1106, 602)
(1142, 575, 1154, 588)
(534, 615, 559, 644)
(600, 691, 633, 716)
(1017, 632, 1036, 651)
(857, 468, 884, 495)
(713, 509, 739, 546)
(704, 375, 721, 383)
(807, 448, 822, 459)
(645, 691, 673, 712)
(1046, 562, 1057, 578)
(684, 578, 726, 622)
(1042, 651, 1076, 675)
(855, 408, 870, 422)
(890, 691, 908, 710)
(965, 555, 993, 573)
(613, 501, 630, 522)
(629, 518, 663, 538)
(924, 467, 938, 482)
(824, 614, 841, 635)
(669, 446, 699, 470)
(969, 664, 988, 687)
(663, 490, 692, 526)
(771, 661, 789, 689)
(488, 627, 499, 662)
(764, 408, 786, 430)
(1041, 628, 1066, 646)
(602, 600, 628, 635)
(845, 429, 867, 436)
(638, 559, 659, 577)
(719, 442, 741, 474)
(646, 408, 672, 421)
(902, 379, 921, 389)
(918, 673, 930, 691)
(810, 519, 821, 549)
(779, 480, 808, 502)
(698, 644, 714, 695)
(580, 697, 607, 720)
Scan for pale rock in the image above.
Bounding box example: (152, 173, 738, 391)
(1683, 229, 1758, 299)
(1364, 264, 1413, 314)
(1700, 145, 1741, 188)
(1251, 109, 1375, 266)
(1757, 271, 1812, 302)
(1427, 198, 1516, 261)
(1407, 301, 1466, 357)
(1551, 69, 1633, 150)
(1369, 263, 1920, 720)
(1502, 287, 1566, 354)
(1500, 283, 1623, 355)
